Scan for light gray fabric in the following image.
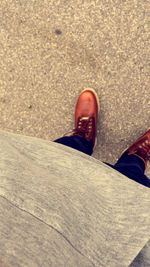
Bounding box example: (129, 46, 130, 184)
(0, 130, 149, 267)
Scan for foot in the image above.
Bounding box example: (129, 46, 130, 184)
(123, 128, 150, 170)
(63, 88, 100, 149)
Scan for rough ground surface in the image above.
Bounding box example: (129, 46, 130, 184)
(0, 0, 149, 176)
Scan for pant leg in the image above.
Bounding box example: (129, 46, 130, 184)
(54, 136, 94, 155)
(104, 151, 150, 188)
(54, 136, 150, 188)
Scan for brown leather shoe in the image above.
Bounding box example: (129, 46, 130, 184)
(123, 128, 150, 170)
(63, 88, 100, 149)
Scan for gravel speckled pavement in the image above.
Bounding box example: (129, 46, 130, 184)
(0, 0, 149, 176)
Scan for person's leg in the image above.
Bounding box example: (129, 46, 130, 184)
(54, 135, 94, 155)
(104, 151, 150, 188)
(54, 136, 150, 188)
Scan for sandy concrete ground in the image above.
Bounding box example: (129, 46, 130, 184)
(0, 0, 149, 176)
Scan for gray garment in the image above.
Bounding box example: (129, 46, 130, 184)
(0, 130, 149, 267)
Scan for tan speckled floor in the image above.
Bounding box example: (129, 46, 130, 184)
(0, 0, 149, 176)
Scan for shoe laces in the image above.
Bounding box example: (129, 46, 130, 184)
(137, 139, 150, 160)
(63, 116, 92, 138)
(129, 139, 150, 163)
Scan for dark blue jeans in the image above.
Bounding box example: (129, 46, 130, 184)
(54, 135, 150, 188)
